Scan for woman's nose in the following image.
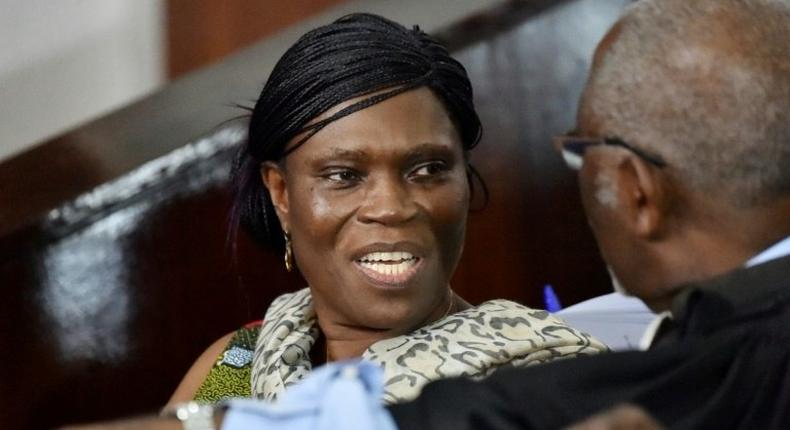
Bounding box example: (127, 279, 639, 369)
(356, 176, 418, 225)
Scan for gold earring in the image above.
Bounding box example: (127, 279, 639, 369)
(284, 231, 294, 272)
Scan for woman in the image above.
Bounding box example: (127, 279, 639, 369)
(170, 13, 606, 406)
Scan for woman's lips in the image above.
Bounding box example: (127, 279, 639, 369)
(354, 251, 422, 287)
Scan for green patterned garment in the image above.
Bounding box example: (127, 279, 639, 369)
(193, 321, 262, 403)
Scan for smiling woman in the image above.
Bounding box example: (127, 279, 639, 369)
(168, 13, 607, 406)
(265, 87, 470, 336)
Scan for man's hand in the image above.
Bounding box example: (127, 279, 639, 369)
(565, 404, 665, 430)
(59, 416, 181, 430)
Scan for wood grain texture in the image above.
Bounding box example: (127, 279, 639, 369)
(167, 0, 347, 78)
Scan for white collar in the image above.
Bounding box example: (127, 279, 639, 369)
(745, 235, 790, 268)
(638, 311, 671, 351)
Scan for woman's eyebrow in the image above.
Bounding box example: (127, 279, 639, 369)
(307, 147, 369, 165)
(403, 142, 456, 160)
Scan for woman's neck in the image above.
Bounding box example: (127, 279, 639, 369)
(325, 334, 388, 362)
(319, 291, 472, 362)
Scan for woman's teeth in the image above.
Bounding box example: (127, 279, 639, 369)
(358, 252, 418, 276)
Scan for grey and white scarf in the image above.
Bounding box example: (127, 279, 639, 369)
(251, 288, 606, 404)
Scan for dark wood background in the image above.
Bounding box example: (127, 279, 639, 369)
(167, 0, 347, 78)
(0, 1, 630, 428)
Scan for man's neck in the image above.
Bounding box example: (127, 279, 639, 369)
(697, 192, 788, 257)
(653, 196, 790, 309)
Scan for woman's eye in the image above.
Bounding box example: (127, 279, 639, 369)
(324, 169, 361, 184)
(411, 161, 448, 178)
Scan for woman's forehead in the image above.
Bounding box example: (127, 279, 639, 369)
(310, 86, 440, 126)
(284, 88, 462, 160)
(300, 141, 461, 163)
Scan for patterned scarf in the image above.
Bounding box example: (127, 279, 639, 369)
(251, 288, 606, 404)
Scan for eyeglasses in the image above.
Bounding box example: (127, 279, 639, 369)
(552, 132, 668, 171)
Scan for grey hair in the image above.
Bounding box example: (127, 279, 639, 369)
(582, 0, 790, 207)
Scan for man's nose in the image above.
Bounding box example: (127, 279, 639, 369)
(356, 176, 418, 225)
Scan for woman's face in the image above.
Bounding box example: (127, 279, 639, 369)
(262, 87, 469, 334)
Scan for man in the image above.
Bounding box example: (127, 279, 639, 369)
(67, 0, 790, 428)
(389, 0, 790, 427)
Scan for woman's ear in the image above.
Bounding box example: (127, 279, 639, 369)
(260, 161, 290, 231)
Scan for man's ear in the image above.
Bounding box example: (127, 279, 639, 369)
(261, 161, 290, 231)
(616, 156, 670, 240)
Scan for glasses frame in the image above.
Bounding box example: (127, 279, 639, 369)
(552, 133, 668, 170)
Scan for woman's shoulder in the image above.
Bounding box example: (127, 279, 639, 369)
(449, 299, 609, 354)
(167, 320, 264, 406)
(475, 298, 591, 325)
(192, 320, 264, 402)
(469, 298, 563, 322)
(365, 299, 608, 403)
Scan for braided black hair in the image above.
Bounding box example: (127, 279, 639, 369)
(231, 13, 483, 250)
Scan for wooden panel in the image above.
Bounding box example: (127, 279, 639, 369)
(1, 144, 307, 427)
(450, 0, 633, 307)
(167, 0, 348, 78)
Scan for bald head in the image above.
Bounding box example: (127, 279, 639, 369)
(580, 0, 790, 208)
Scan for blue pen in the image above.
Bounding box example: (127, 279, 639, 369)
(543, 284, 562, 312)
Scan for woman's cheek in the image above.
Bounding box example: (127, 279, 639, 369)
(427, 182, 468, 263)
(307, 189, 333, 219)
(430, 178, 470, 223)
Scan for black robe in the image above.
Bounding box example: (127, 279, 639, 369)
(389, 255, 790, 429)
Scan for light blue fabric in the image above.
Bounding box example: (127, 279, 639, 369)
(221, 360, 396, 430)
(557, 292, 655, 351)
(746, 235, 790, 267)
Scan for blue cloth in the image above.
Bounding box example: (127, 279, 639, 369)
(221, 360, 396, 430)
